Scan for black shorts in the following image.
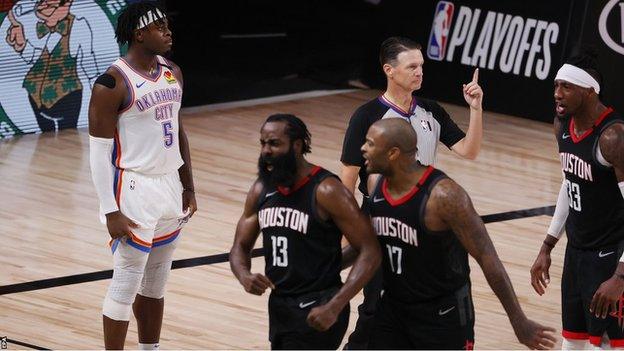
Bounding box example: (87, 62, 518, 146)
(562, 244, 624, 347)
(268, 286, 350, 350)
(369, 283, 475, 350)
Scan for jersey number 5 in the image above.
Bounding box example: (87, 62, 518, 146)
(162, 121, 174, 148)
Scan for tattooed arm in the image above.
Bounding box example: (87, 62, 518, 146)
(589, 123, 624, 318)
(426, 178, 556, 349)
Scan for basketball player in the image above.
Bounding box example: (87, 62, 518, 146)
(340, 36, 483, 349)
(359, 118, 556, 349)
(88, 3, 196, 349)
(229, 114, 381, 350)
(530, 53, 624, 349)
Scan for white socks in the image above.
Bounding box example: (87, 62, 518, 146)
(138, 342, 160, 350)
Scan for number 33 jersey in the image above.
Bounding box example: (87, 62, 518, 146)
(557, 108, 624, 249)
(110, 55, 184, 175)
(257, 166, 343, 296)
(367, 166, 470, 303)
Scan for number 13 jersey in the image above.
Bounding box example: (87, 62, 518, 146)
(110, 55, 183, 175)
(557, 108, 624, 249)
(257, 166, 343, 296)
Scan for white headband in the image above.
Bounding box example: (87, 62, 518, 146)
(136, 9, 165, 30)
(554, 64, 600, 94)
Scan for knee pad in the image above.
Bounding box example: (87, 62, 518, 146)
(138, 260, 172, 298)
(103, 295, 133, 321)
(103, 242, 149, 319)
(138, 244, 175, 298)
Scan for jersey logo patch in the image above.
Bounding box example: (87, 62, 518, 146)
(164, 71, 177, 84)
(299, 300, 316, 309)
(265, 191, 278, 198)
(438, 306, 456, 315)
(599, 250, 615, 258)
(136, 81, 146, 88)
(562, 133, 570, 139)
(421, 119, 433, 131)
(373, 196, 385, 203)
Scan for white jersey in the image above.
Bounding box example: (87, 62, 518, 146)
(110, 56, 184, 175)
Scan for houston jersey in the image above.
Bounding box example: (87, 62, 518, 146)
(368, 166, 470, 303)
(557, 108, 624, 249)
(257, 166, 343, 296)
(110, 56, 184, 175)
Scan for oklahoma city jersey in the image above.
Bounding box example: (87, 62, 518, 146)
(110, 56, 184, 175)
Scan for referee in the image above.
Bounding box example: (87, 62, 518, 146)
(340, 36, 484, 349)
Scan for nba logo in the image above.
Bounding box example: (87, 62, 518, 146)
(427, 1, 455, 61)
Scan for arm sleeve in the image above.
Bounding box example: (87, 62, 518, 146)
(547, 180, 569, 238)
(89, 135, 119, 215)
(432, 102, 466, 149)
(340, 109, 369, 167)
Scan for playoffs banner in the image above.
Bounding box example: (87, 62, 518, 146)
(412, 0, 574, 122)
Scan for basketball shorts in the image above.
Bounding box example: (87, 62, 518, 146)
(369, 283, 475, 350)
(102, 169, 188, 253)
(562, 243, 624, 348)
(268, 286, 350, 350)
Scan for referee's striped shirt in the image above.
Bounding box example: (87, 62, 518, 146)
(341, 94, 465, 197)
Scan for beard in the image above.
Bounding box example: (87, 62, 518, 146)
(257, 145, 298, 188)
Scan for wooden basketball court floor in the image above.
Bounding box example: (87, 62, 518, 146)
(0, 90, 566, 349)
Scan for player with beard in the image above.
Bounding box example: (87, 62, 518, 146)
(530, 52, 624, 349)
(230, 114, 380, 350)
(357, 118, 556, 349)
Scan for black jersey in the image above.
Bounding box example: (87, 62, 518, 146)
(557, 108, 624, 249)
(341, 95, 465, 196)
(368, 166, 470, 303)
(257, 166, 343, 296)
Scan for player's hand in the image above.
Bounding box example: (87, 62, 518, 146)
(463, 68, 483, 110)
(182, 189, 197, 218)
(6, 10, 25, 53)
(530, 247, 552, 296)
(105, 210, 139, 239)
(512, 317, 557, 350)
(240, 272, 274, 295)
(306, 303, 340, 332)
(590, 275, 624, 319)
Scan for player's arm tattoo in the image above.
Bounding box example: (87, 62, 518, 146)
(600, 123, 624, 182)
(432, 179, 527, 324)
(229, 180, 263, 280)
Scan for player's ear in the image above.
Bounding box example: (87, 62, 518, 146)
(134, 28, 144, 43)
(293, 139, 303, 154)
(388, 147, 400, 161)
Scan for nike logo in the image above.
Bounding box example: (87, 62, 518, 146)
(265, 191, 278, 198)
(562, 133, 570, 139)
(373, 196, 385, 203)
(438, 306, 456, 316)
(136, 81, 146, 88)
(599, 251, 615, 258)
(299, 300, 316, 309)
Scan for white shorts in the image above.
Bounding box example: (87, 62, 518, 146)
(101, 169, 188, 253)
